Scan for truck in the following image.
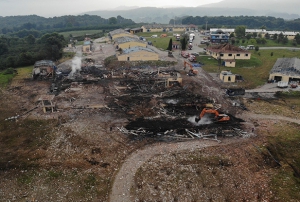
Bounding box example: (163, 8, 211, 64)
(277, 81, 288, 88)
(175, 34, 180, 41)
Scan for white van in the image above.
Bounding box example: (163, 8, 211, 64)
(151, 35, 157, 38)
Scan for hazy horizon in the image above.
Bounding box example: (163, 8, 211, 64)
(0, 0, 222, 17)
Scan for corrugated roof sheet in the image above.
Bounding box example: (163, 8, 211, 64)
(270, 57, 300, 76)
(122, 47, 156, 54)
(115, 36, 143, 44)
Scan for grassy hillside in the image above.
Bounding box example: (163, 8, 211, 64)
(199, 49, 300, 88)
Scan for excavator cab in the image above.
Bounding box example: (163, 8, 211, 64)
(195, 108, 230, 123)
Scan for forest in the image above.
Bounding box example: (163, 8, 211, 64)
(0, 15, 135, 34)
(0, 15, 136, 70)
(179, 16, 300, 31)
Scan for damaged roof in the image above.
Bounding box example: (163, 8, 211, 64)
(34, 60, 55, 67)
(270, 57, 300, 76)
(143, 24, 188, 29)
(207, 43, 249, 53)
(122, 47, 156, 54)
(114, 36, 144, 44)
(109, 29, 126, 36)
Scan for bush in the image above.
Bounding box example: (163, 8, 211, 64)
(3, 68, 15, 75)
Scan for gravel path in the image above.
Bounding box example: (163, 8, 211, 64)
(109, 140, 221, 202)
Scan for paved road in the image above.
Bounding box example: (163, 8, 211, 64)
(260, 47, 300, 50)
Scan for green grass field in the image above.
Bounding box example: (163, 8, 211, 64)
(59, 30, 102, 38)
(235, 38, 297, 47)
(0, 66, 33, 87)
(0, 72, 14, 87)
(198, 49, 300, 88)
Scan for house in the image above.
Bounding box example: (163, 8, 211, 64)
(114, 37, 147, 50)
(118, 47, 158, 61)
(219, 70, 236, 82)
(210, 28, 235, 34)
(130, 28, 143, 34)
(82, 41, 93, 53)
(206, 43, 251, 67)
(109, 29, 138, 40)
(141, 24, 189, 33)
(210, 29, 230, 44)
(269, 57, 300, 83)
(223, 59, 236, 67)
(263, 31, 300, 40)
(219, 70, 243, 83)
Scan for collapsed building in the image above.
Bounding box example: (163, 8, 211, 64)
(32, 60, 56, 80)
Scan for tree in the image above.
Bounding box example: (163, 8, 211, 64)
(26, 34, 35, 44)
(246, 34, 252, 40)
(167, 38, 172, 51)
(0, 43, 8, 55)
(235, 26, 246, 38)
(295, 33, 300, 44)
(265, 33, 270, 39)
(252, 32, 257, 38)
(261, 38, 267, 44)
(255, 46, 259, 52)
(278, 32, 284, 43)
(282, 36, 289, 44)
(273, 33, 278, 41)
(230, 38, 235, 45)
(180, 37, 187, 50)
(108, 17, 117, 24)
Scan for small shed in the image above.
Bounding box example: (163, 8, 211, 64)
(82, 41, 93, 53)
(220, 70, 236, 82)
(223, 59, 236, 67)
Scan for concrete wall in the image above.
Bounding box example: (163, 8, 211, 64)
(268, 73, 299, 82)
(224, 61, 236, 67)
(112, 33, 134, 40)
(118, 50, 158, 61)
(118, 42, 146, 49)
(207, 51, 251, 60)
(220, 74, 236, 82)
(82, 45, 91, 52)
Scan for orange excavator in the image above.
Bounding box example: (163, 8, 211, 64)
(184, 60, 198, 76)
(195, 108, 230, 123)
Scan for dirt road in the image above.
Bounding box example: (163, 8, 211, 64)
(109, 140, 221, 202)
(109, 111, 300, 202)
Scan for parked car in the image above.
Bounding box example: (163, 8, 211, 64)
(151, 35, 157, 38)
(191, 52, 199, 56)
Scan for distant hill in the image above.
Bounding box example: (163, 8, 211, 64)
(0, 15, 135, 33)
(203, 0, 300, 15)
(83, 5, 300, 24)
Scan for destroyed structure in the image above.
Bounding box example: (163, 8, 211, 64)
(27, 28, 249, 143)
(32, 60, 56, 80)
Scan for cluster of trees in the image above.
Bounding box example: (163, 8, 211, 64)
(0, 14, 137, 70)
(0, 33, 66, 70)
(0, 15, 135, 34)
(233, 25, 300, 45)
(179, 16, 300, 31)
